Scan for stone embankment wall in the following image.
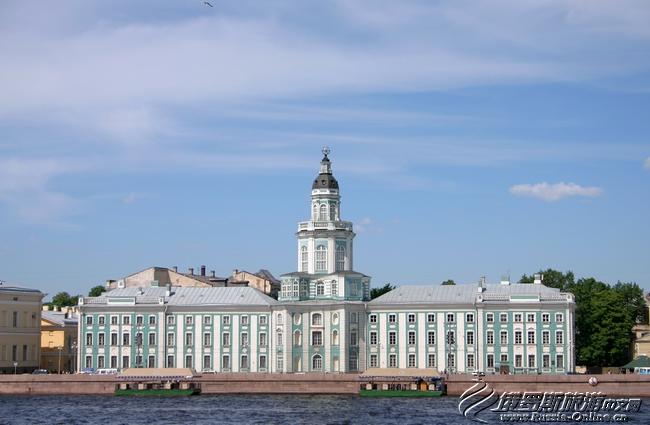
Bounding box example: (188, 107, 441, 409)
(0, 374, 117, 395)
(446, 374, 650, 397)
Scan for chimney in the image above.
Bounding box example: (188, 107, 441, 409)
(189, 267, 194, 275)
(201, 265, 206, 276)
(500, 275, 510, 286)
(173, 266, 178, 272)
(211, 270, 216, 278)
(165, 283, 172, 297)
(233, 269, 239, 276)
(534, 273, 543, 285)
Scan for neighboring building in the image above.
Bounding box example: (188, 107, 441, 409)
(0, 284, 44, 373)
(79, 149, 575, 374)
(229, 269, 280, 299)
(40, 307, 78, 373)
(106, 266, 227, 291)
(631, 294, 650, 359)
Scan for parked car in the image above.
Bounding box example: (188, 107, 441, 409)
(32, 369, 49, 375)
(79, 367, 96, 374)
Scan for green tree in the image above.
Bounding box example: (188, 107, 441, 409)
(520, 269, 575, 290)
(88, 285, 106, 297)
(50, 292, 79, 308)
(371, 283, 395, 300)
(441, 279, 456, 286)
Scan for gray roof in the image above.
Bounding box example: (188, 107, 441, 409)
(0, 284, 43, 294)
(85, 286, 277, 307)
(370, 283, 571, 305)
(42, 311, 78, 326)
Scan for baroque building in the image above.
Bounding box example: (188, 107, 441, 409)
(78, 149, 575, 375)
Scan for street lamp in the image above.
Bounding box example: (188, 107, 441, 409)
(71, 342, 77, 373)
(57, 346, 63, 374)
(13, 361, 17, 375)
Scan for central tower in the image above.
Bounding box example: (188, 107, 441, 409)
(279, 148, 370, 301)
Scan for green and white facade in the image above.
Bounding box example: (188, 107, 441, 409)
(78, 150, 575, 374)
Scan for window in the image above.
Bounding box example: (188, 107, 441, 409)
(515, 354, 522, 368)
(331, 281, 338, 296)
(556, 331, 564, 345)
(555, 313, 564, 323)
(293, 330, 302, 346)
(350, 331, 358, 346)
(501, 354, 508, 364)
(466, 313, 475, 323)
(111, 316, 118, 325)
(446, 313, 455, 323)
(486, 330, 494, 345)
(500, 313, 508, 323)
(167, 333, 174, 346)
(312, 313, 322, 326)
(486, 313, 493, 323)
(389, 331, 396, 345)
(543, 354, 550, 369)
(556, 354, 564, 369)
(222, 315, 231, 325)
(335, 245, 345, 271)
(312, 354, 323, 371)
(149, 315, 156, 325)
(185, 316, 193, 325)
(315, 245, 327, 272)
(136, 332, 143, 346)
(203, 355, 211, 370)
(319, 204, 327, 221)
(528, 354, 536, 368)
(136, 316, 143, 326)
(203, 333, 211, 346)
(85, 355, 92, 369)
(222, 333, 230, 346)
(466, 331, 474, 345)
(514, 331, 522, 344)
(98, 316, 105, 326)
(370, 331, 378, 345)
(167, 316, 175, 325)
(203, 316, 212, 325)
(487, 354, 494, 368)
(148, 355, 155, 368)
(427, 331, 435, 345)
(527, 330, 535, 344)
(277, 313, 283, 325)
(259, 315, 267, 325)
(312, 331, 322, 346)
(260, 332, 267, 347)
(408, 313, 416, 323)
(185, 355, 193, 368)
(241, 332, 249, 346)
(500, 331, 508, 345)
(467, 354, 475, 368)
(222, 355, 231, 370)
(185, 332, 193, 346)
(316, 281, 324, 295)
(514, 314, 522, 323)
(277, 332, 283, 346)
(542, 313, 550, 323)
(428, 354, 436, 368)
(388, 314, 396, 323)
(389, 354, 397, 368)
(240, 355, 249, 370)
(22, 345, 28, 361)
(85, 333, 93, 346)
(427, 313, 435, 323)
(148, 333, 156, 345)
(241, 315, 249, 326)
(369, 314, 378, 323)
(123, 316, 130, 325)
(408, 331, 416, 345)
(330, 203, 336, 221)
(527, 313, 535, 323)
(122, 355, 129, 368)
(259, 355, 267, 370)
(332, 330, 339, 345)
(85, 316, 92, 326)
(370, 354, 378, 368)
(448, 353, 455, 368)
(122, 333, 130, 346)
(276, 352, 283, 371)
(408, 354, 416, 368)
(446, 330, 455, 345)
(111, 355, 117, 368)
(167, 355, 174, 368)
(98, 333, 105, 346)
(111, 333, 118, 346)
(542, 331, 550, 344)
(301, 246, 308, 272)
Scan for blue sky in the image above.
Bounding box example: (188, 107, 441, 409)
(0, 0, 649, 298)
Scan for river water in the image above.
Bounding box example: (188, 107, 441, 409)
(0, 395, 648, 424)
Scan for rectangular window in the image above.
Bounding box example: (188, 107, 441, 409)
(514, 314, 522, 323)
(85, 356, 92, 368)
(98, 333, 105, 346)
(260, 332, 267, 347)
(527, 313, 535, 322)
(185, 355, 193, 368)
(370, 331, 378, 345)
(241, 315, 249, 326)
(167, 355, 174, 368)
(448, 353, 455, 368)
(427, 331, 436, 345)
(277, 332, 283, 346)
(148, 355, 155, 368)
(486, 331, 494, 345)
(122, 355, 129, 368)
(528, 354, 535, 368)
(501, 354, 508, 364)
(111, 333, 118, 346)
(370, 354, 378, 368)
(500, 331, 508, 345)
(466, 313, 475, 323)
(123, 316, 130, 325)
(527, 330, 535, 344)
(556, 331, 564, 345)
(241, 332, 249, 346)
(407, 331, 416, 345)
(515, 354, 522, 368)
(369, 314, 377, 323)
(111, 316, 118, 325)
(259, 355, 267, 370)
(185, 316, 193, 325)
(136, 316, 143, 326)
(315, 246, 327, 271)
(542, 313, 550, 323)
(276, 352, 283, 371)
(427, 313, 435, 323)
(240, 355, 249, 369)
(408, 313, 416, 323)
(98, 316, 105, 326)
(466, 331, 474, 345)
(446, 330, 455, 345)
(203, 355, 211, 370)
(110, 355, 117, 368)
(556, 354, 564, 369)
(389, 354, 397, 368)
(148, 333, 156, 346)
(486, 313, 493, 323)
(167, 332, 174, 346)
(167, 316, 175, 325)
(428, 354, 436, 368)
(85, 333, 93, 346)
(500, 313, 508, 323)
(388, 314, 396, 323)
(148, 315, 156, 325)
(203, 315, 211, 326)
(85, 315, 92, 326)
(350, 331, 358, 346)
(467, 354, 475, 368)
(446, 313, 455, 323)
(408, 354, 416, 368)
(22, 345, 27, 361)
(222, 354, 231, 370)
(515, 331, 522, 344)
(122, 333, 130, 346)
(185, 332, 193, 346)
(542, 331, 550, 344)
(222, 315, 231, 325)
(97, 355, 105, 369)
(200, 332, 210, 346)
(259, 315, 267, 325)
(555, 313, 563, 323)
(389, 331, 396, 345)
(312, 331, 322, 346)
(543, 354, 550, 369)
(487, 354, 494, 368)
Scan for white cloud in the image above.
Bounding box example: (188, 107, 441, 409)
(509, 182, 602, 202)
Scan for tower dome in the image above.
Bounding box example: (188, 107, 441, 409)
(312, 147, 339, 190)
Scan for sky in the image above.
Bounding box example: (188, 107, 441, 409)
(0, 0, 649, 299)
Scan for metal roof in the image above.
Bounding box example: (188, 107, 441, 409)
(0, 284, 43, 294)
(42, 310, 78, 326)
(88, 286, 277, 306)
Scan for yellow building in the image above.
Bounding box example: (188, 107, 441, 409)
(0, 284, 44, 373)
(40, 307, 78, 373)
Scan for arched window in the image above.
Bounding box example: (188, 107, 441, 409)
(330, 203, 336, 221)
(332, 313, 339, 325)
(300, 246, 308, 272)
(335, 245, 345, 271)
(319, 204, 327, 221)
(312, 313, 322, 326)
(277, 313, 283, 325)
(332, 329, 339, 345)
(331, 280, 338, 296)
(315, 245, 327, 272)
(312, 354, 323, 371)
(312, 203, 318, 220)
(293, 330, 301, 346)
(316, 281, 324, 296)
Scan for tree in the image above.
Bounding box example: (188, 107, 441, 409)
(371, 283, 395, 300)
(441, 279, 456, 286)
(88, 285, 106, 297)
(50, 292, 79, 308)
(520, 269, 575, 290)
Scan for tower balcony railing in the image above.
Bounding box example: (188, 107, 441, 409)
(298, 221, 353, 232)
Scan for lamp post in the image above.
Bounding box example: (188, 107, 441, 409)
(71, 342, 77, 373)
(57, 346, 63, 374)
(13, 362, 17, 375)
